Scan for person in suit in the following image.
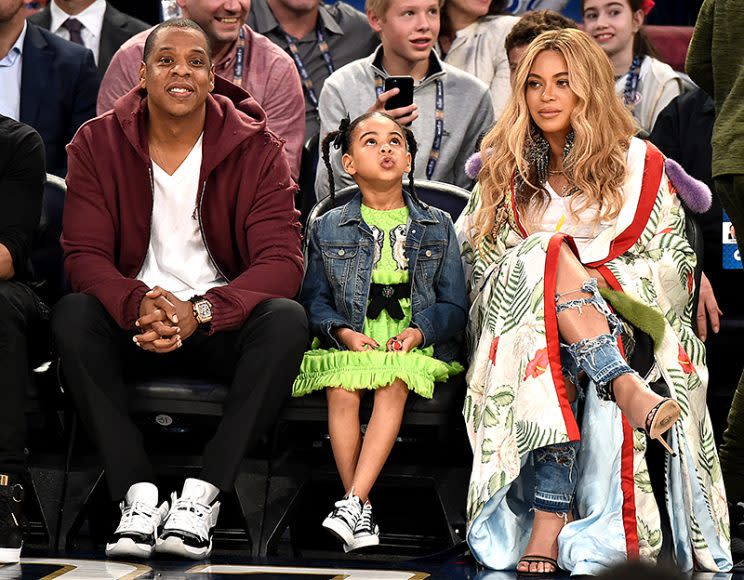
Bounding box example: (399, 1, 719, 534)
(28, 0, 150, 76)
(0, 0, 99, 176)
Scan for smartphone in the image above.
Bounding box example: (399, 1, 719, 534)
(384, 76, 414, 110)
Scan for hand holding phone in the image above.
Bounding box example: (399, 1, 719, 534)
(368, 75, 418, 126)
(384, 76, 414, 110)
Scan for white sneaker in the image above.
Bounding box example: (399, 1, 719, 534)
(105, 499, 169, 559)
(322, 494, 363, 545)
(155, 492, 220, 560)
(344, 500, 380, 552)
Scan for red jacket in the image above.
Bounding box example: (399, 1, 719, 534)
(63, 76, 303, 333)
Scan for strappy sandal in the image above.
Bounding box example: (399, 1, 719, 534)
(644, 398, 682, 456)
(516, 555, 563, 577)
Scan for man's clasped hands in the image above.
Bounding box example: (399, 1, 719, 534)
(132, 286, 199, 353)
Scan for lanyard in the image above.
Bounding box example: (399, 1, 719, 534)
(233, 27, 246, 86)
(623, 55, 641, 106)
(284, 26, 335, 111)
(375, 76, 444, 181)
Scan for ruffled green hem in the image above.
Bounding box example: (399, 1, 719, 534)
(292, 349, 463, 399)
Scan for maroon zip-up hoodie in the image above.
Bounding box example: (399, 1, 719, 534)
(63, 76, 303, 334)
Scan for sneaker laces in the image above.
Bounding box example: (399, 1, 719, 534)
(357, 503, 375, 532)
(331, 496, 361, 527)
(115, 501, 162, 535)
(165, 498, 212, 541)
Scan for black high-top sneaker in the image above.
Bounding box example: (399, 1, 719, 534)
(344, 500, 380, 552)
(322, 493, 363, 546)
(0, 474, 25, 564)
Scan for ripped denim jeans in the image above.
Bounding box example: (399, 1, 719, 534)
(533, 439, 580, 514)
(557, 278, 635, 401)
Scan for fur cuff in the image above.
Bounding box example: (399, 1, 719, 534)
(465, 149, 491, 179)
(465, 151, 484, 180)
(664, 158, 712, 214)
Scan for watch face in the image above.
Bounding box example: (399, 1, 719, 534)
(195, 301, 212, 322)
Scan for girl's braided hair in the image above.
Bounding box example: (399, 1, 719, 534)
(320, 112, 421, 207)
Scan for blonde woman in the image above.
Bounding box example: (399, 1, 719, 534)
(457, 28, 732, 576)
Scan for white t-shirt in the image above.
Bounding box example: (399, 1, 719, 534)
(532, 183, 611, 252)
(136, 134, 227, 300)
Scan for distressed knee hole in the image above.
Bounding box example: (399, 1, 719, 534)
(534, 444, 578, 467)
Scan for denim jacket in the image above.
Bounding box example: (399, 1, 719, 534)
(300, 191, 468, 362)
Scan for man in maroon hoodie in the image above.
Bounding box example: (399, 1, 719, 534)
(51, 18, 307, 561)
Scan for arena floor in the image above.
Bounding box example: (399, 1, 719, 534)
(3, 552, 743, 579)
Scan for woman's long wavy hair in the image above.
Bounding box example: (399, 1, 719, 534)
(471, 28, 637, 248)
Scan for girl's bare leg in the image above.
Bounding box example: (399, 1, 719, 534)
(350, 379, 409, 502)
(326, 387, 364, 491)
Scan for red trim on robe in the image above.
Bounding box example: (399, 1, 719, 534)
(543, 233, 581, 441)
(585, 142, 664, 269)
(595, 264, 641, 560)
(509, 142, 663, 268)
(513, 140, 660, 558)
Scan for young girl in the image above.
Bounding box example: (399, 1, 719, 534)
(582, 0, 688, 133)
(293, 112, 469, 552)
(437, 0, 519, 118)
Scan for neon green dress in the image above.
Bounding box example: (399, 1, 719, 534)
(292, 205, 463, 399)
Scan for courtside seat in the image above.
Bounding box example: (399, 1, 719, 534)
(298, 133, 320, 225)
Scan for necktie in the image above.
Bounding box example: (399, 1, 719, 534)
(62, 18, 84, 46)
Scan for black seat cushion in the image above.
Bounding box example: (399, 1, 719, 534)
(129, 377, 228, 403)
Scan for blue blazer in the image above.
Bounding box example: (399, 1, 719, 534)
(20, 23, 99, 177)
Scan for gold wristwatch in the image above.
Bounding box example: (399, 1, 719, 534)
(189, 296, 213, 327)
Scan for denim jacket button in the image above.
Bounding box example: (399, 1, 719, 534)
(337, 249, 345, 256)
(425, 249, 432, 257)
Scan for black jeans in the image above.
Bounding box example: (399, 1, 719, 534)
(715, 174, 744, 505)
(52, 293, 307, 500)
(0, 280, 49, 474)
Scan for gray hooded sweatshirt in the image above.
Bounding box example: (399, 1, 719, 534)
(315, 45, 495, 199)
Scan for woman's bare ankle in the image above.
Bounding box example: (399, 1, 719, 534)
(612, 373, 664, 429)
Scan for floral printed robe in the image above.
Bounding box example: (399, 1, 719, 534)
(455, 138, 732, 574)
